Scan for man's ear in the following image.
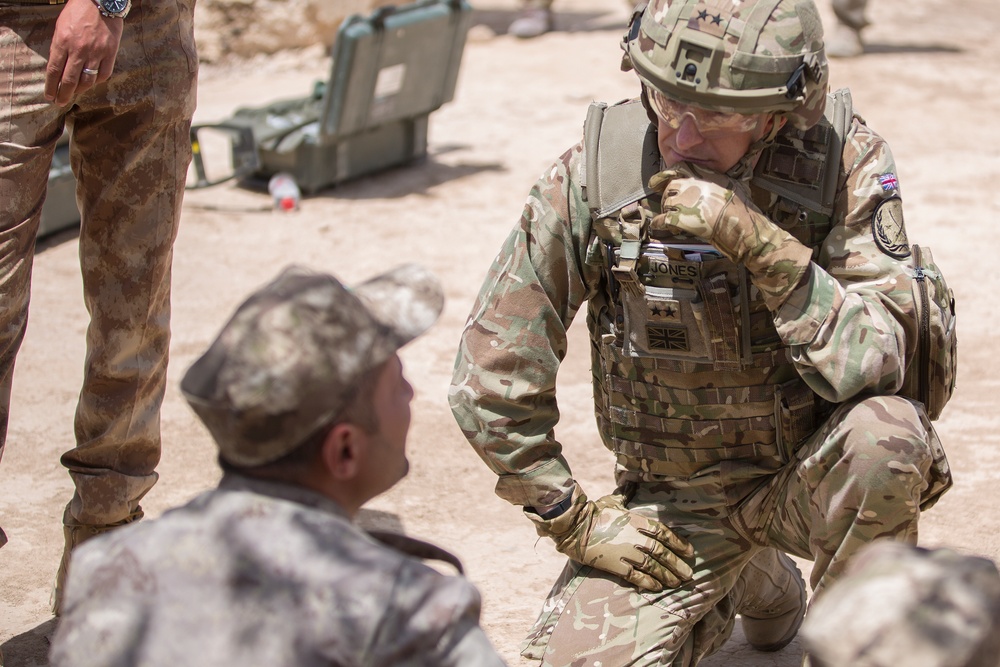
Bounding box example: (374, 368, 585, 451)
(321, 423, 366, 482)
(762, 113, 788, 138)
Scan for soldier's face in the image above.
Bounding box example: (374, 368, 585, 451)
(655, 106, 778, 173)
(364, 354, 414, 496)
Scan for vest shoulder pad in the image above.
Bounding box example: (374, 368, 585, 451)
(583, 98, 660, 220)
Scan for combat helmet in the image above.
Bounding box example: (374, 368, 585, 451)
(622, 0, 829, 132)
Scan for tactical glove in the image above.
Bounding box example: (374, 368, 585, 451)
(527, 487, 694, 592)
(649, 164, 814, 311)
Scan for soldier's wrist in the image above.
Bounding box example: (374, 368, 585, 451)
(529, 494, 575, 520)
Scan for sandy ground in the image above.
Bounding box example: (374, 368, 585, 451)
(2, 0, 1000, 664)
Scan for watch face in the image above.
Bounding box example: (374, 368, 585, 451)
(102, 0, 128, 14)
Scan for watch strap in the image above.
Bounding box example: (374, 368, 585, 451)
(533, 494, 575, 521)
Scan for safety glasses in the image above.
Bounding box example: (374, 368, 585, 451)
(648, 88, 764, 136)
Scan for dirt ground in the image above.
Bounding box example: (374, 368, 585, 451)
(2, 0, 999, 663)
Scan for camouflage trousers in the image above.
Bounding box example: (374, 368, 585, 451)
(0, 0, 197, 525)
(522, 395, 951, 666)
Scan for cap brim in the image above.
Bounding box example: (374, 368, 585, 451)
(352, 263, 444, 350)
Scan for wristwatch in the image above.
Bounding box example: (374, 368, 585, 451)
(91, 0, 131, 19)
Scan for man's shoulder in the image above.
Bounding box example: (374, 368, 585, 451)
(53, 489, 488, 667)
(71, 487, 450, 583)
(69, 487, 225, 575)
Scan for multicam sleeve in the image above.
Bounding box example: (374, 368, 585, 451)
(772, 119, 914, 402)
(448, 142, 601, 510)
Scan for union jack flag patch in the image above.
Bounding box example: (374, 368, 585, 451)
(879, 173, 899, 192)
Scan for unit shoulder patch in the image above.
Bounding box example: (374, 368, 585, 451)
(872, 196, 910, 259)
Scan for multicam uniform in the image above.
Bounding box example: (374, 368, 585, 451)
(449, 94, 951, 664)
(0, 0, 196, 529)
(50, 473, 507, 667)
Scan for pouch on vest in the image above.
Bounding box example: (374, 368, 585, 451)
(775, 377, 819, 461)
(897, 244, 957, 421)
(617, 242, 753, 370)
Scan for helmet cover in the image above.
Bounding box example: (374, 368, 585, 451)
(624, 0, 830, 130)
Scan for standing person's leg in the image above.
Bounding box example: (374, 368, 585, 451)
(52, 0, 198, 611)
(509, 0, 555, 39)
(0, 5, 68, 548)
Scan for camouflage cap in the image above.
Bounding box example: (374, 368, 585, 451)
(180, 264, 444, 467)
(802, 541, 1000, 667)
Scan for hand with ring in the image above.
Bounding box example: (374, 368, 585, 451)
(44, 0, 123, 106)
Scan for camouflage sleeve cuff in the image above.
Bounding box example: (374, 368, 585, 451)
(523, 485, 587, 538)
(493, 456, 576, 508)
(773, 263, 846, 345)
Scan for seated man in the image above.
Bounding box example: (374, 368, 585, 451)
(50, 264, 507, 667)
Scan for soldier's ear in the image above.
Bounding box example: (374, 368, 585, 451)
(762, 113, 788, 138)
(321, 423, 367, 482)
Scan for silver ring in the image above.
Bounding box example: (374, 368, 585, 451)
(82, 68, 99, 76)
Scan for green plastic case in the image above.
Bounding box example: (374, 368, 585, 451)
(210, 0, 473, 194)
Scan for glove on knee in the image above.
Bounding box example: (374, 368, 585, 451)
(527, 486, 694, 592)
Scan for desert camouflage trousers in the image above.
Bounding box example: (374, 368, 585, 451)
(522, 394, 951, 666)
(0, 0, 197, 526)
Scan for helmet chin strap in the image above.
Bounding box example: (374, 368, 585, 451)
(726, 115, 784, 182)
(639, 85, 659, 126)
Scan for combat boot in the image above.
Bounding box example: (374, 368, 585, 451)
(51, 504, 144, 616)
(827, 22, 864, 58)
(732, 548, 807, 652)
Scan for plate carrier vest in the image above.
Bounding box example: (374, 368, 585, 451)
(580, 90, 853, 481)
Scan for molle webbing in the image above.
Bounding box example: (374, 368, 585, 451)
(591, 330, 804, 466)
(608, 408, 775, 438)
(752, 87, 853, 245)
(605, 374, 785, 406)
(702, 272, 745, 371)
(597, 340, 793, 374)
